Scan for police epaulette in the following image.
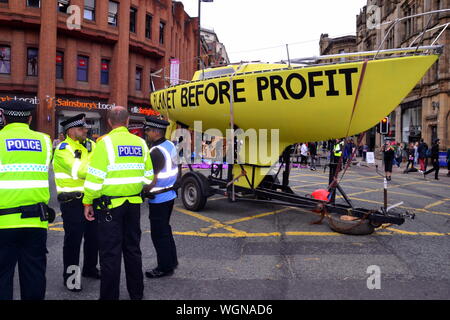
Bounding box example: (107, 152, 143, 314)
(59, 142, 68, 150)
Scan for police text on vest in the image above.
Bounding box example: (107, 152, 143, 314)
(6, 139, 42, 152)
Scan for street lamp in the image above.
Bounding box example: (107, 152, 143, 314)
(197, 0, 214, 70)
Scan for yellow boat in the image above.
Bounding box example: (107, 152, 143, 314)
(150, 46, 441, 189)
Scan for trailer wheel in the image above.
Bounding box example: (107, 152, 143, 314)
(181, 175, 207, 211)
(327, 213, 375, 235)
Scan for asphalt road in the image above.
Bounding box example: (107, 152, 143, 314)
(12, 161, 450, 300)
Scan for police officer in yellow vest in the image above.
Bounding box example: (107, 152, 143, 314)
(53, 113, 99, 292)
(328, 138, 344, 204)
(83, 106, 154, 300)
(143, 116, 179, 279)
(0, 100, 54, 300)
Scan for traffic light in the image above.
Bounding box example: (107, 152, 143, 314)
(379, 117, 389, 135)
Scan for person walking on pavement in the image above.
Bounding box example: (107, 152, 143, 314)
(83, 106, 154, 300)
(404, 143, 416, 174)
(328, 138, 344, 203)
(308, 142, 317, 171)
(53, 114, 99, 292)
(0, 100, 55, 300)
(447, 146, 450, 177)
(423, 139, 441, 180)
(143, 116, 179, 278)
(382, 142, 395, 181)
(300, 143, 308, 167)
(417, 139, 428, 173)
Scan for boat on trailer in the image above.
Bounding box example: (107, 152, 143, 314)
(148, 10, 448, 235)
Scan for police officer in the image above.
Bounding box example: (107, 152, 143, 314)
(328, 138, 344, 203)
(83, 106, 153, 300)
(53, 114, 99, 292)
(0, 100, 54, 300)
(143, 116, 179, 278)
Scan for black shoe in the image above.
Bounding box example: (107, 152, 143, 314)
(145, 268, 174, 278)
(82, 268, 101, 279)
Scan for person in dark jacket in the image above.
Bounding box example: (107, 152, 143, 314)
(403, 143, 416, 173)
(417, 139, 428, 172)
(382, 142, 395, 181)
(423, 139, 440, 180)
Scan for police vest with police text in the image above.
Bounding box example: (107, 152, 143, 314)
(82, 126, 154, 209)
(0, 123, 51, 229)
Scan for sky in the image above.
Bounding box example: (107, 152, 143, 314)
(178, 0, 369, 63)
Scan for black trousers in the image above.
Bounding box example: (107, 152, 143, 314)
(60, 198, 98, 282)
(148, 200, 178, 272)
(96, 201, 143, 300)
(424, 159, 440, 179)
(0, 228, 47, 300)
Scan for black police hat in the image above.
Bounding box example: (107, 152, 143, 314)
(60, 113, 89, 131)
(0, 100, 35, 117)
(144, 116, 169, 130)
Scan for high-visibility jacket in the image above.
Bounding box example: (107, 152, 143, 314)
(53, 137, 96, 193)
(82, 126, 154, 209)
(149, 139, 178, 204)
(334, 141, 344, 157)
(0, 123, 52, 229)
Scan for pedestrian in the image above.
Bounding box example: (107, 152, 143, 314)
(53, 132, 65, 150)
(423, 139, 440, 180)
(328, 138, 344, 203)
(414, 141, 419, 166)
(382, 142, 395, 181)
(0, 100, 55, 300)
(417, 139, 428, 173)
(52, 113, 99, 292)
(447, 146, 450, 177)
(394, 142, 403, 168)
(83, 106, 154, 300)
(143, 116, 179, 278)
(300, 143, 308, 167)
(404, 143, 416, 174)
(308, 142, 317, 171)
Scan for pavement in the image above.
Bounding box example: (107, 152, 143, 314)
(10, 160, 450, 300)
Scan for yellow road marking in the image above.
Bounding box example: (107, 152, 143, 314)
(424, 199, 450, 209)
(174, 206, 247, 235)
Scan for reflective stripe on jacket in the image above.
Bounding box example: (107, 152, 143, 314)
(0, 123, 51, 229)
(82, 126, 154, 209)
(149, 139, 178, 204)
(53, 137, 96, 193)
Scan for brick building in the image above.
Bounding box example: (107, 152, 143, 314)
(0, 0, 199, 138)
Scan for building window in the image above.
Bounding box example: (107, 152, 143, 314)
(108, 1, 118, 26)
(77, 55, 89, 82)
(101, 59, 110, 85)
(145, 14, 152, 39)
(27, 0, 40, 7)
(57, 0, 70, 13)
(84, 0, 95, 21)
(27, 48, 38, 76)
(0, 46, 11, 74)
(56, 51, 64, 79)
(159, 21, 165, 45)
(130, 7, 137, 33)
(135, 67, 142, 91)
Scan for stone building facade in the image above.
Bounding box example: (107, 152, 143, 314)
(356, 0, 450, 151)
(0, 0, 198, 138)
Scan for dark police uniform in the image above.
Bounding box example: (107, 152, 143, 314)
(144, 117, 179, 278)
(0, 100, 54, 300)
(52, 114, 99, 291)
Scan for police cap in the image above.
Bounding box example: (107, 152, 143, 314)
(60, 113, 89, 132)
(144, 116, 169, 130)
(0, 100, 35, 117)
